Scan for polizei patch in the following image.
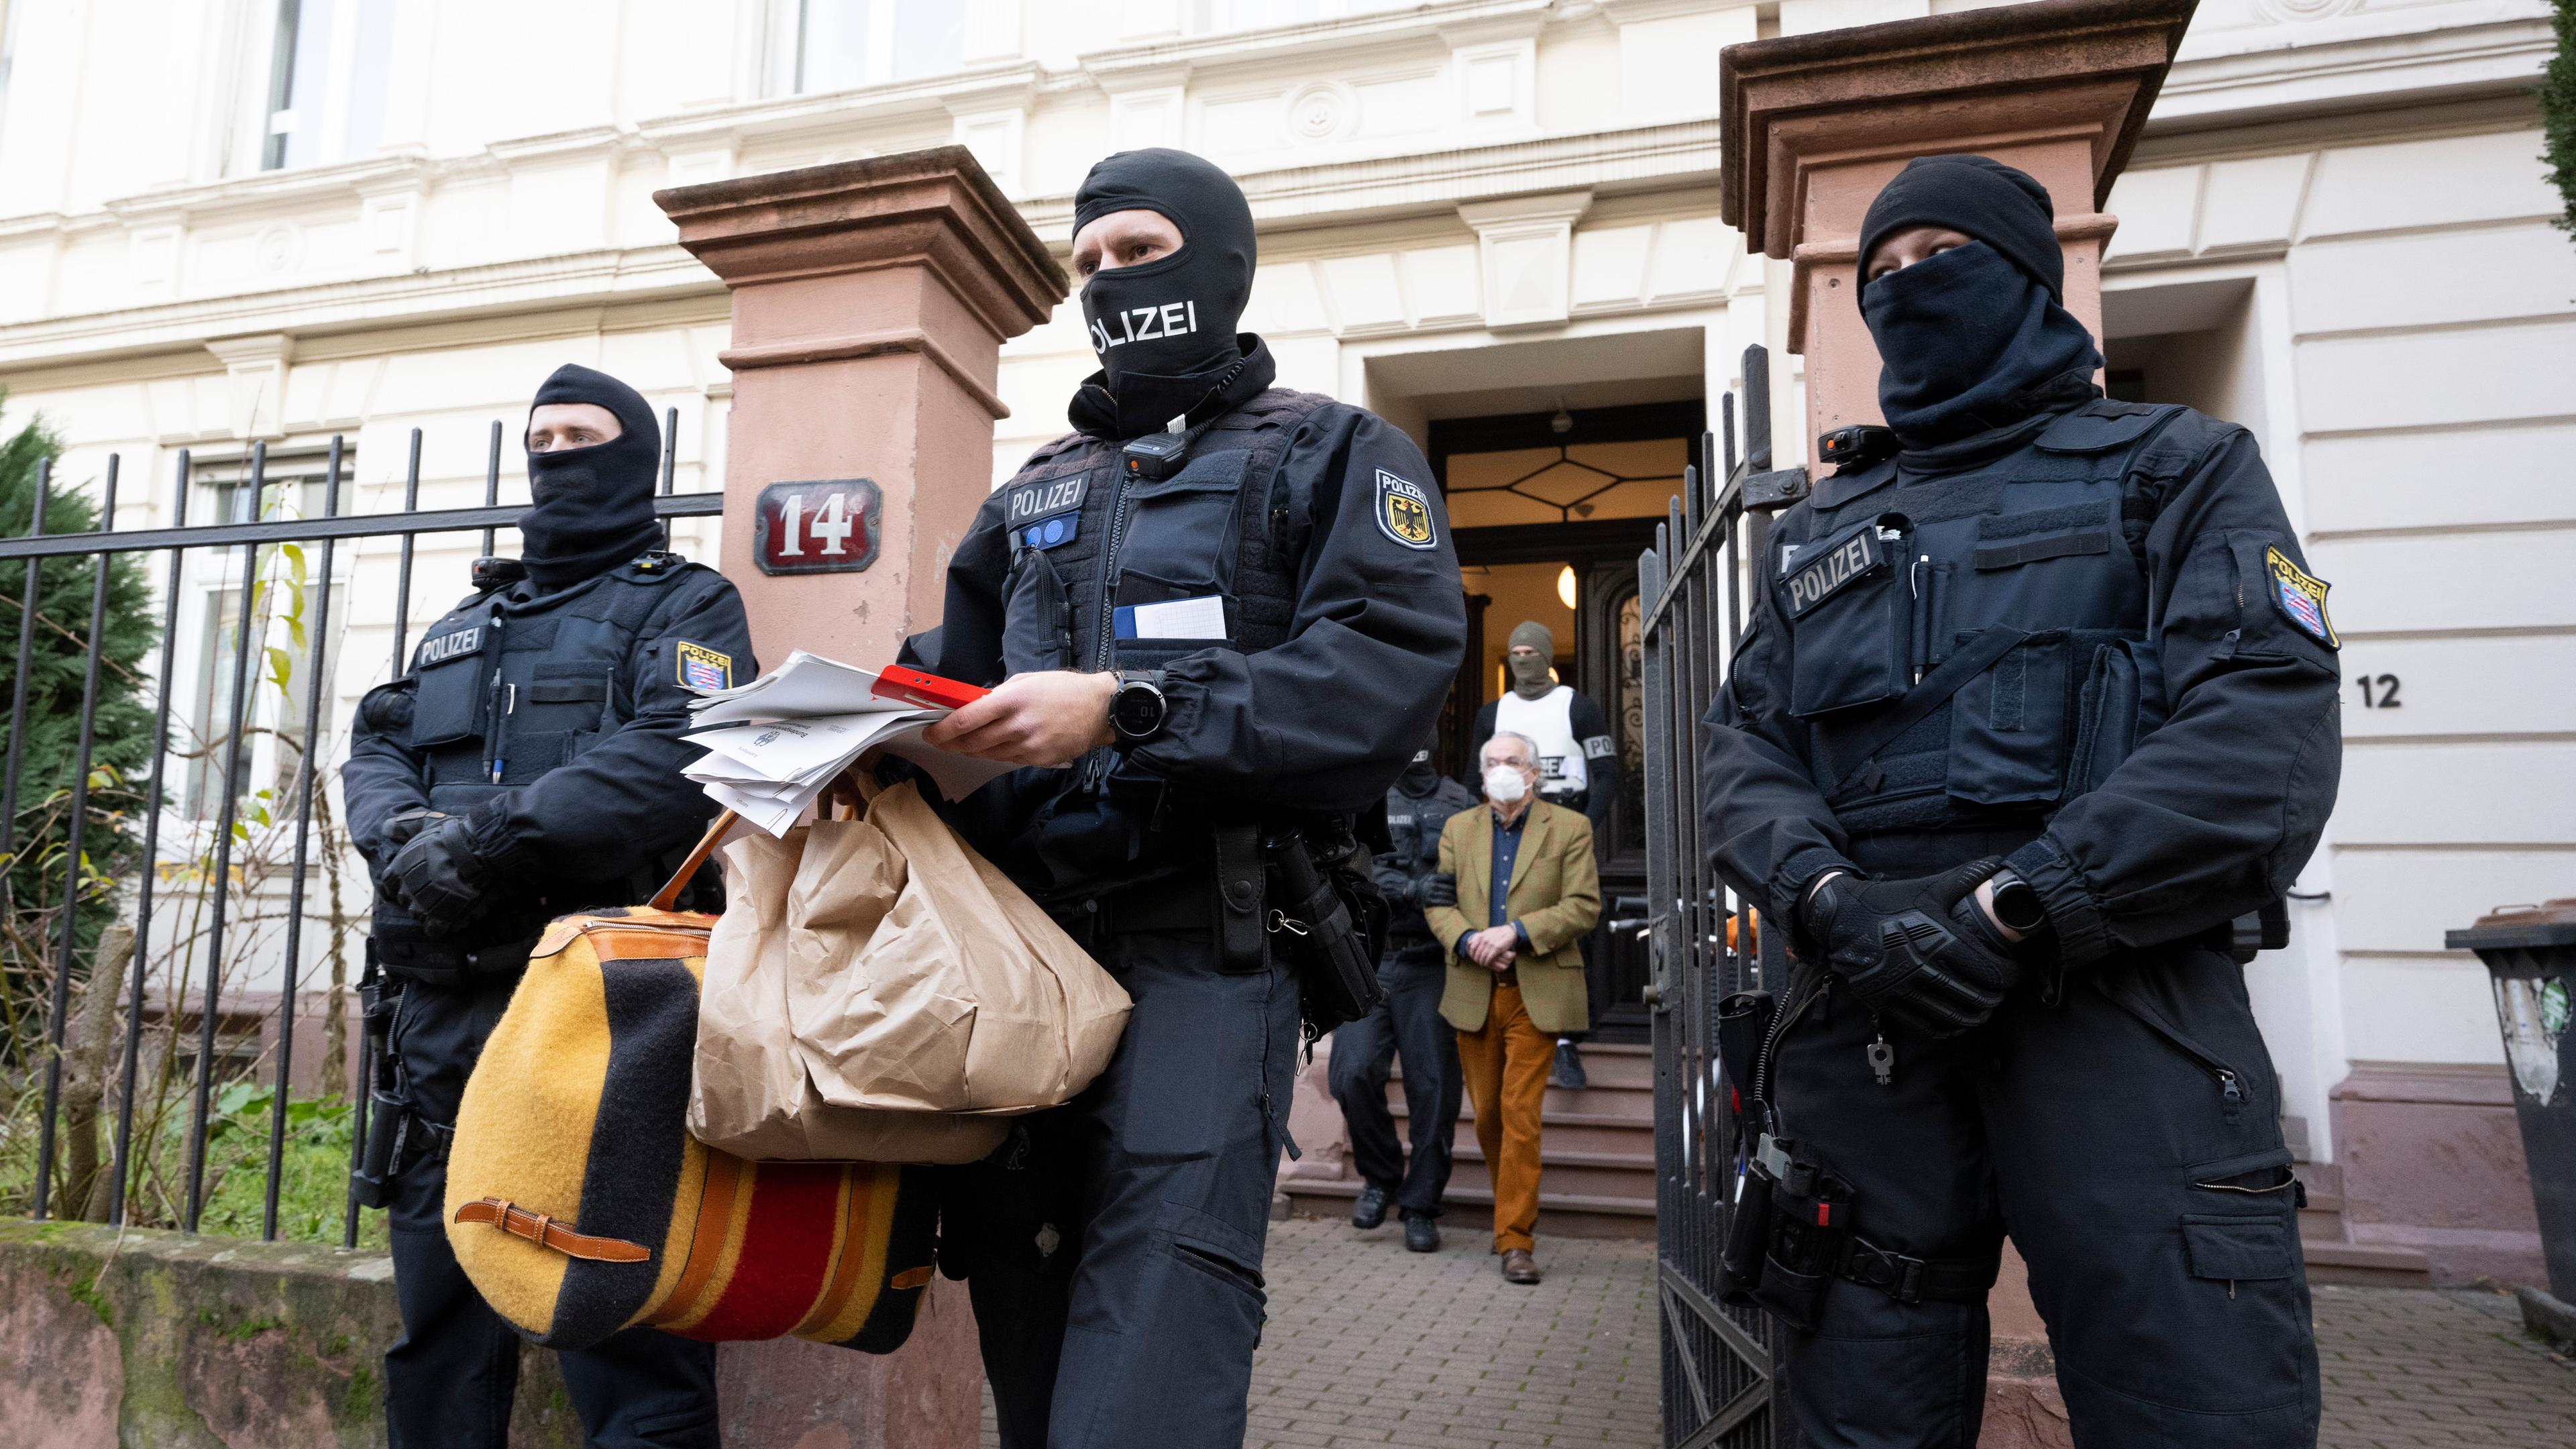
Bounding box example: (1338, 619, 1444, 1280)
(2264, 545, 2337, 649)
(417, 626, 482, 665)
(676, 641, 734, 692)
(1005, 474, 1088, 551)
(1376, 470, 1437, 550)
(1783, 526, 1884, 619)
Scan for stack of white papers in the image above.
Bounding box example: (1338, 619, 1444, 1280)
(682, 651, 1014, 836)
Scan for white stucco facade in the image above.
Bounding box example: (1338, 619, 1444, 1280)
(0, 0, 2564, 1183)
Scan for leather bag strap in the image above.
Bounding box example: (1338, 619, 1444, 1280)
(453, 1197, 650, 1263)
(649, 810, 737, 912)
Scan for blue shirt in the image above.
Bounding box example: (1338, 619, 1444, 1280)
(1458, 804, 1535, 959)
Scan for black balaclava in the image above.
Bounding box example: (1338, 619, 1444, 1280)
(1396, 747, 1440, 798)
(1065, 148, 1274, 439)
(520, 364, 665, 590)
(1857, 156, 2103, 449)
(1507, 621, 1557, 700)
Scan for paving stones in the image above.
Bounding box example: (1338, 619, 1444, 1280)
(981, 1217, 2576, 1448)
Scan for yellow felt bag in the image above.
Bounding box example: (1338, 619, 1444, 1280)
(445, 905, 937, 1352)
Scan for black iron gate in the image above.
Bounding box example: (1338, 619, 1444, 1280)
(5, 416, 717, 1246)
(1642, 345, 1808, 1448)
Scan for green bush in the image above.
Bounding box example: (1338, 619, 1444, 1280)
(0, 407, 158, 1052)
(2547, 0, 2576, 234)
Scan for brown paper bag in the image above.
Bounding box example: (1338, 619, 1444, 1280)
(690, 779, 1131, 1164)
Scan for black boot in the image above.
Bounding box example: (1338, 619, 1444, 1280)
(1403, 1214, 1440, 1253)
(1552, 1038, 1589, 1090)
(1351, 1185, 1389, 1230)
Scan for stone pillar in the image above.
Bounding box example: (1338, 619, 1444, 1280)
(1717, 5, 2194, 1446)
(656, 146, 1065, 671)
(655, 145, 1065, 1449)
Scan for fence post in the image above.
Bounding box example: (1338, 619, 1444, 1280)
(656, 145, 1064, 1449)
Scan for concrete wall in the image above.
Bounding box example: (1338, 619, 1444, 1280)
(0, 1218, 979, 1447)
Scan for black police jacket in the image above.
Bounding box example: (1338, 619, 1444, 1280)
(342, 553, 756, 967)
(1376, 773, 1479, 954)
(903, 391, 1466, 900)
(1700, 398, 2342, 969)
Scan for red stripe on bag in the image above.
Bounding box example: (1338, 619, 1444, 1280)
(680, 1163, 845, 1341)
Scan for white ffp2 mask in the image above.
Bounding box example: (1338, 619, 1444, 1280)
(1483, 765, 1529, 804)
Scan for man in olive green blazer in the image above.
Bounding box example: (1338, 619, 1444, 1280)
(1426, 731, 1601, 1283)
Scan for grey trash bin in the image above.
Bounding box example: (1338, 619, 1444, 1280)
(2447, 899, 2576, 1343)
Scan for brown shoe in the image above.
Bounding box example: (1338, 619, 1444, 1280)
(1501, 1248, 1541, 1285)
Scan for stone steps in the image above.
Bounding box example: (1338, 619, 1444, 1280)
(1296, 1042, 1658, 1239)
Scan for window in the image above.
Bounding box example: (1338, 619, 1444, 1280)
(771, 0, 965, 95)
(263, 0, 396, 171)
(0, 0, 18, 146)
(181, 451, 346, 818)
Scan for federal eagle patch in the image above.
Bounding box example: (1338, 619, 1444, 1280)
(676, 641, 734, 692)
(2263, 545, 2337, 649)
(1376, 470, 1437, 551)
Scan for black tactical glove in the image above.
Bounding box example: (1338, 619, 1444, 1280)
(387, 815, 492, 936)
(371, 809, 447, 912)
(1796, 858, 2022, 1038)
(1419, 872, 1458, 908)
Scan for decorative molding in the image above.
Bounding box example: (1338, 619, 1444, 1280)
(204, 333, 297, 439)
(1458, 189, 1593, 329)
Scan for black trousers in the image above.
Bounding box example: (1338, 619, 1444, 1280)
(943, 928, 1301, 1449)
(1328, 952, 1460, 1218)
(1768, 842, 2320, 1448)
(382, 977, 720, 1449)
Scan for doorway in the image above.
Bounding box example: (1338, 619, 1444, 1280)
(1432, 398, 1705, 1042)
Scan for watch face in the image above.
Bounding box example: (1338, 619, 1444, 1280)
(1113, 684, 1163, 737)
(1993, 881, 2046, 932)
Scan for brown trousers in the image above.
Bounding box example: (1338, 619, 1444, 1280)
(1454, 979, 1551, 1252)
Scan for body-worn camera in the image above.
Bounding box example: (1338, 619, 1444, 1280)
(1817, 425, 1898, 472)
(1121, 431, 1191, 481)
(472, 555, 529, 592)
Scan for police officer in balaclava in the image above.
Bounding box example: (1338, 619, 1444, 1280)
(904, 148, 1464, 1448)
(341, 363, 755, 1449)
(1469, 619, 1620, 1087)
(1701, 155, 2339, 1446)
(1332, 747, 1476, 1250)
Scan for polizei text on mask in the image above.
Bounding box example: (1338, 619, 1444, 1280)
(1090, 300, 1200, 356)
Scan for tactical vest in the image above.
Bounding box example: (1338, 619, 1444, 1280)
(985, 387, 1336, 896)
(382, 554, 718, 972)
(1772, 399, 2188, 836)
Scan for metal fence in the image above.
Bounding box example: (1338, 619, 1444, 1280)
(5, 415, 718, 1247)
(1641, 345, 1808, 1448)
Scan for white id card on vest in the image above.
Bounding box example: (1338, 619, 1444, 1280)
(1114, 596, 1227, 640)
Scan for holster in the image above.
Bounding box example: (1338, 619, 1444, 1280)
(350, 952, 408, 1210)
(1263, 824, 1385, 1035)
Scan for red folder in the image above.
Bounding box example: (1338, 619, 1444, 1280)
(871, 665, 990, 712)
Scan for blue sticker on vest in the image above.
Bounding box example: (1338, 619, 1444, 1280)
(1375, 470, 1437, 551)
(1004, 476, 1087, 530)
(1020, 514, 1080, 550)
(417, 626, 482, 665)
(1783, 526, 1884, 619)
(2264, 546, 2337, 649)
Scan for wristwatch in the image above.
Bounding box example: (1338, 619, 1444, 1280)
(1986, 870, 2049, 935)
(1108, 669, 1169, 743)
